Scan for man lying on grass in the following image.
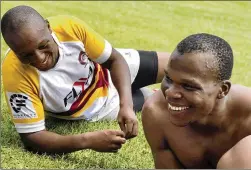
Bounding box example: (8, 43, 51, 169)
(142, 33, 251, 169)
(1, 5, 170, 154)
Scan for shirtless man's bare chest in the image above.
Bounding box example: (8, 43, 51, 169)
(162, 116, 251, 168)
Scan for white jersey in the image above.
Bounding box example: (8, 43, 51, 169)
(2, 15, 123, 133)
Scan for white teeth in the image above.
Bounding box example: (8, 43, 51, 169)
(168, 103, 189, 111)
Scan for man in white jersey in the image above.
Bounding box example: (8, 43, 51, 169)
(1, 5, 170, 154)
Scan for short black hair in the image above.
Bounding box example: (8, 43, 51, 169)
(176, 33, 233, 81)
(1, 5, 45, 38)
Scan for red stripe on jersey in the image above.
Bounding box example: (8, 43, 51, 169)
(52, 63, 109, 116)
(70, 64, 109, 110)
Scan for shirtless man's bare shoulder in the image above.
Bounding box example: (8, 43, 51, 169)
(142, 90, 185, 168)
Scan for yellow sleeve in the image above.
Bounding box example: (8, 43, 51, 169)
(49, 15, 112, 64)
(2, 51, 45, 133)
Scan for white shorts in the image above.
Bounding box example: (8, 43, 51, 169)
(89, 48, 140, 122)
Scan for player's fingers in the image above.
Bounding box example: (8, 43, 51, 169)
(110, 143, 122, 151)
(131, 121, 138, 137)
(114, 143, 123, 150)
(125, 121, 133, 136)
(125, 123, 138, 139)
(112, 136, 126, 144)
(119, 121, 127, 133)
(110, 130, 125, 138)
(118, 121, 127, 135)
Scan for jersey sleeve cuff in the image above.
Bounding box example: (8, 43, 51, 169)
(94, 40, 112, 64)
(15, 120, 45, 133)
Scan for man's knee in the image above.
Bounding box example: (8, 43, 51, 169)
(132, 87, 155, 112)
(132, 89, 145, 112)
(155, 52, 170, 83)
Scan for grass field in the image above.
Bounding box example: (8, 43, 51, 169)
(1, 1, 251, 169)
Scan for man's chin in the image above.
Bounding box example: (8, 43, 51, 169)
(36, 65, 52, 71)
(36, 62, 55, 71)
(168, 116, 190, 127)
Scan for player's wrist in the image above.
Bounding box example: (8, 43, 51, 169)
(73, 133, 91, 150)
(77, 132, 97, 150)
(119, 98, 133, 109)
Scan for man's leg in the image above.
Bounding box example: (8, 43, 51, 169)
(115, 49, 170, 112)
(155, 52, 171, 83)
(131, 50, 170, 91)
(131, 50, 169, 111)
(132, 87, 155, 112)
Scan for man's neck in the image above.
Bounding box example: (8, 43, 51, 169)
(190, 96, 230, 135)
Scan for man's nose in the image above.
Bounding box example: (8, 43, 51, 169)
(165, 84, 182, 99)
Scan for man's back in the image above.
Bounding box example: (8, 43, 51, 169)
(142, 85, 251, 168)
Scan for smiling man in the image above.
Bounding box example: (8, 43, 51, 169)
(1, 5, 169, 154)
(142, 33, 251, 168)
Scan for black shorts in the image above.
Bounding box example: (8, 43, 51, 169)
(131, 50, 158, 92)
(131, 50, 158, 111)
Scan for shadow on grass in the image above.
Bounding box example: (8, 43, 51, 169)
(1, 116, 91, 151)
(45, 116, 90, 132)
(1, 114, 149, 168)
(1, 116, 118, 154)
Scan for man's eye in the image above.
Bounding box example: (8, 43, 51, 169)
(182, 84, 197, 91)
(38, 44, 48, 50)
(165, 76, 172, 83)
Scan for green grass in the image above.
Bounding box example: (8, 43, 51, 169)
(1, 1, 251, 169)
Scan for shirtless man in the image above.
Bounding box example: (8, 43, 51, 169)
(142, 33, 251, 168)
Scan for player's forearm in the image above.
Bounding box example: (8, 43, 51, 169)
(103, 48, 133, 108)
(20, 130, 92, 154)
(110, 58, 133, 107)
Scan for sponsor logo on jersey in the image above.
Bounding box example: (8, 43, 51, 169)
(64, 66, 94, 108)
(9, 94, 27, 113)
(7, 92, 38, 119)
(64, 78, 87, 107)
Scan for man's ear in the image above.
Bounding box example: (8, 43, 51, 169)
(217, 80, 231, 99)
(45, 19, 52, 33)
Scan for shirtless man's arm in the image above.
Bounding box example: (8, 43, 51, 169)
(217, 86, 251, 168)
(217, 135, 251, 169)
(142, 91, 184, 169)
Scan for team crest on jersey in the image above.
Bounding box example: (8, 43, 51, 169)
(6, 92, 38, 119)
(78, 51, 88, 65)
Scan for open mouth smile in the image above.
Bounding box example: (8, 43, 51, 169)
(168, 103, 189, 111)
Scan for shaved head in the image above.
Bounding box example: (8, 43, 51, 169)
(1, 5, 46, 40)
(176, 33, 233, 81)
(1, 5, 59, 71)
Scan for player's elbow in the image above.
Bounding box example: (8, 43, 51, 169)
(19, 133, 39, 154)
(19, 130, 53, 155)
